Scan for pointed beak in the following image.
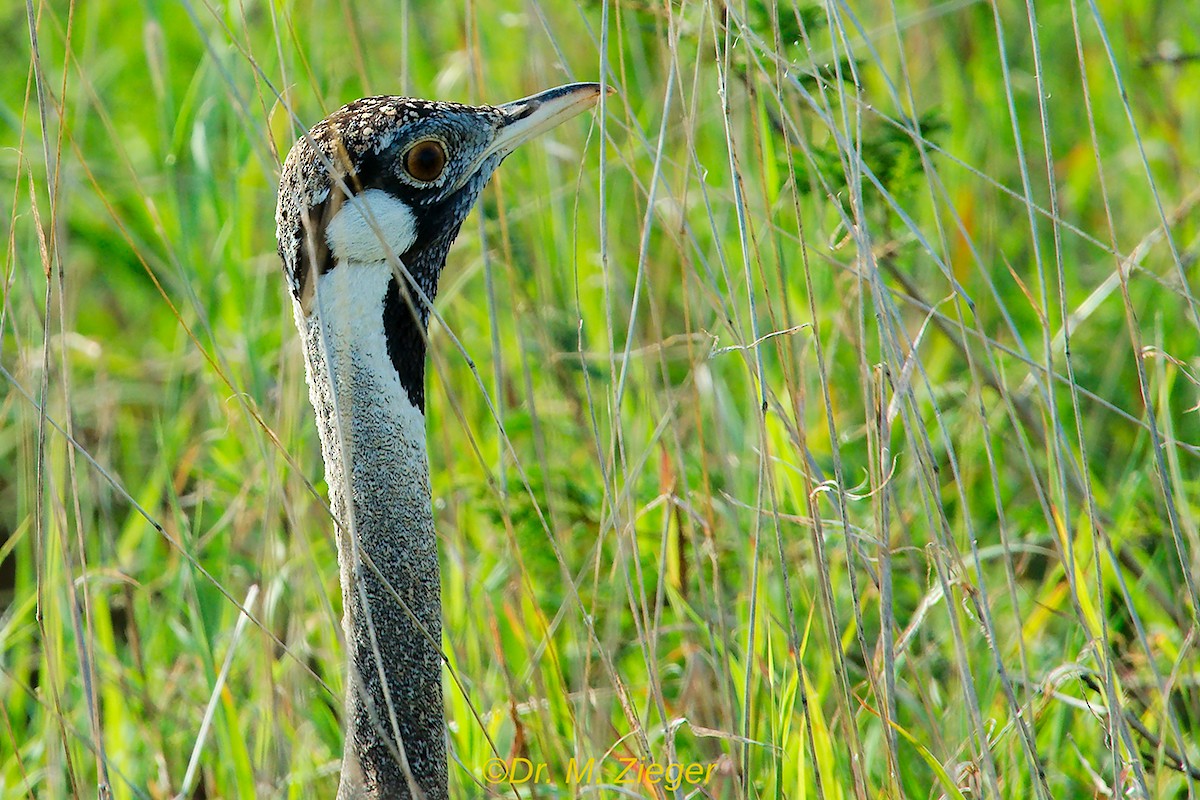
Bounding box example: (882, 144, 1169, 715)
(485, 83, 607, 160)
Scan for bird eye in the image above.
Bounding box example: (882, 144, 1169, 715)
(403, 140, 447, 183)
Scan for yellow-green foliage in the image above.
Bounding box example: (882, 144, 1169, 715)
(2, 1, 1198, 798)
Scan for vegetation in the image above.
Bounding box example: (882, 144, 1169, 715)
(2, 0, 1198, 797)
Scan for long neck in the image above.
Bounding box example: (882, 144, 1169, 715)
(297, 260, 447, 799)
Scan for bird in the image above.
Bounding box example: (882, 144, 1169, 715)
(274, 83, 603, 799)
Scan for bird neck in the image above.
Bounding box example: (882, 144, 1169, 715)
(297, 259, 448, 799)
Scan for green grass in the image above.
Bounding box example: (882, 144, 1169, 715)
(3, 0, 1199, 797)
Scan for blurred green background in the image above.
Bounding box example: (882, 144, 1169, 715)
(2, 0, 1198, 797)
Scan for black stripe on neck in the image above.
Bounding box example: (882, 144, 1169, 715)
(381, 275, 427, 413)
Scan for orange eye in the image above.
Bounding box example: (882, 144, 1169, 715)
(404, 140, 447, 183)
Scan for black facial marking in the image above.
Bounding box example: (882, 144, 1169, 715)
(379, 195, 473, 411)
(400, 194, 468, 264)
(294, 163, 479, 411)
(282, 99, 504, 409)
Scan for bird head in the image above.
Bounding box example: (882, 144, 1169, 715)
(276, 83, 604, 314)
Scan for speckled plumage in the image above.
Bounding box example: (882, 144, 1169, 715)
(296, 262, 445, 799)
(275, 84, 602, 800)
(278, 95, 499, 800)
(275, 96, 508, 310)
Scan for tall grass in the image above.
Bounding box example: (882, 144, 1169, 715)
(2, 0, 1198, 797)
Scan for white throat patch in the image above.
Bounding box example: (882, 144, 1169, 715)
(304, 261, 425, 430)
(324, 188, 418, 265)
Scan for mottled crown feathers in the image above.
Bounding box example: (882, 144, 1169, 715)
(274, 96, 507, 302)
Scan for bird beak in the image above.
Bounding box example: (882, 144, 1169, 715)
(485, 82, 606, 161)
